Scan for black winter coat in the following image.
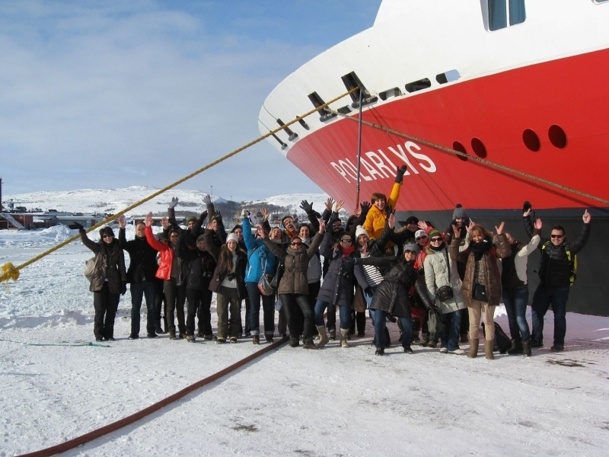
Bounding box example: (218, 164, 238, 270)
(176, 240, 217, 291)
(356, 256, 433, 317)
(118, 228, 158, 283)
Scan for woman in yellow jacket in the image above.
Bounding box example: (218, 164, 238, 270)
(363, 165, 407, 240)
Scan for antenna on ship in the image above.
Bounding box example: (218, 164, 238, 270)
(355, 88, 364, 210)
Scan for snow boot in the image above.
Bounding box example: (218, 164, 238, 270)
(316, 325, 329, 348)
(522, 339, 532, 357)
(339, 328, 350, 348)
(507, 338, 523, 355)
(468, 338, 479, 358)
(485, 339, 495, 360)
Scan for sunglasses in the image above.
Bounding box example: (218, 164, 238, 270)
(102, 234, 114, 239)
(291, 241, 302, 246)
(550, 234, 564, 239)
(415, 236, 428, 241)
(430, 237, 442, 242)
(340, 239, 352, 243)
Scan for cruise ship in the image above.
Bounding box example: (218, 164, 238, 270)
(259, 0, 609, 315)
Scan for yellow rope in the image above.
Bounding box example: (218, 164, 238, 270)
(0, 88, 357, 284)
(332, 109, 609, 207)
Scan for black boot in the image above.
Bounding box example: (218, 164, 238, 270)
(507, 338, 523, 355)
(522, 339, 532, 357)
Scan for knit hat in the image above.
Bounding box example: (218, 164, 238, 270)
(196, 234, 206, 244)
(403, 242, 420, 253)
(414, 229, 427, 239)
(355, 225, 369, 240)
(428, 229, 443, 240)
(405, 216, 419, 225)
(452, 204, 468, 220)
(186, 216, 197, 224)
(226, 233, 239, 244)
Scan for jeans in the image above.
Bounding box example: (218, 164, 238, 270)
(531, 284, 569, 347)
(186, 288, 213, 336)
(246, 282, 276, 336)
(280, 294, 313, 340)
(503, 285, 530, 341)
(216, 286, 241, 339)
(374, 310, 412, 350)
(163, 278, 187, 334)
(314, 300, 351, 330)
(129, 281, 157, 336)
(439, 310, 462, 351)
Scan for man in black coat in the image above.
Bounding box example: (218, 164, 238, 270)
(118, 216, 159, 339)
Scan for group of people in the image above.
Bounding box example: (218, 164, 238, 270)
(77, 170, 592, 358)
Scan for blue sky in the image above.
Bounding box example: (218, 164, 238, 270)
(0, 0, 382, 201)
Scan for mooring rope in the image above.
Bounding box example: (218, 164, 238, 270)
(329, 108, 609, 208)
(0, 88, 358, 285)
(18, 336, 288, 457)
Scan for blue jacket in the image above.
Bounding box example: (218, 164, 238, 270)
(242, 216, 278, 284)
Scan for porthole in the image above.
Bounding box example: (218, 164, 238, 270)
(523, 129, 540, 152)
(471, 138, 487, 158)
(453, 141, 468, 161)
(548, 125, 567, 149)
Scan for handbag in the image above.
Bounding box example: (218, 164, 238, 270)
(84, 257, 96, 283)
(473, 283, 488, 302)
(436, 285, 454, 302)
(258, 274, 275, 296)
(269, 260, 284, 289)
(435, 250, 454, 302)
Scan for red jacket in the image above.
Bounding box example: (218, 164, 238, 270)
(145, 226, 174, 281)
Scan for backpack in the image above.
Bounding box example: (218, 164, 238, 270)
(84, 257, 96, 283)
(542, 241, 577, 286)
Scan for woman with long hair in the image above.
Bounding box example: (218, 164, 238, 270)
(449, 221, 511, 359)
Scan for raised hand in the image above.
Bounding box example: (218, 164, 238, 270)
(583, 209, 591, 224)
(325, 198, 334, 211)
(334, 199, 344, 212)
(300, 200, 313, 213)
(203, 194, 212, 205)
(145, 212, 154, 227)
(169, 197, 179, 209)
(534, 218, 542, 230)
(118, 215, 126, 229)
(495, 221, 505, 235)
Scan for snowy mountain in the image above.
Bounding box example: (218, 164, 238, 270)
(3, 186, 331, 218)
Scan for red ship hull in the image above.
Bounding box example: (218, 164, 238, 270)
(287, 49, 609, 214)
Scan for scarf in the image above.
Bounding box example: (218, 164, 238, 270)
(341, 245, 355, 257)
(470, 236, 493, 260)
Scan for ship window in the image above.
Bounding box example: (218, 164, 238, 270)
(488, 0, 525, 31)
(548, 125, 567, 149)
(405, 78, 431, 93)
(523, 129, 540, 152)
(379, 87, 402, 101)
(308, 92, 337, 122)
(471, 138, 488, 158)
(453, 141, 469, 161)
(436, 70, 460, 84)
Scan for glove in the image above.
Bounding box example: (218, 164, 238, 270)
(300, 200, 313, 213)
(73, 222, 85, 233)
(394, 165, 407, 183)
(169, 197, 179, 209)
(364, 287, 373, 298)
(359, 201, 371, 216)
(120, 282, 127, 296)
(522, 200, 532, 214)
(203, 194, 212, 205)
(384, 204, 394, 217)
(226, 272, 236, 281)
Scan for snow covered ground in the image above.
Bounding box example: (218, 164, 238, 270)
(1, 225, 609, 456)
